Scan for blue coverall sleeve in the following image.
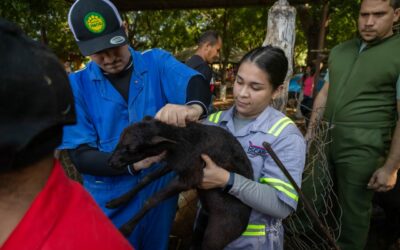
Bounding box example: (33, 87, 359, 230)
(151, 49, 200, 103)
(59, 73, 97, 149)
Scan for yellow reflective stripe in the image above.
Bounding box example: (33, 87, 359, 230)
(267, 117, 294, 136)
(259, 178, 298, 202)
(208, 111, 222, 123)
(272, 119, 294, 136)
(242, 231, 265, 236)
(267, 117, 289, 134)
(273, 186, 298, 202)
(214, 111, 222, 123)
(246, 224, 265, 230)
(259, 178, 294, 190)
(242, 224, 266, 236)
(208, 113, 216, 122)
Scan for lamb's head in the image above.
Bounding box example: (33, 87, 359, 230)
(109, 117, 177, 170)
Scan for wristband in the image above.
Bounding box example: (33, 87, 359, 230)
(223, 172, 235, 192)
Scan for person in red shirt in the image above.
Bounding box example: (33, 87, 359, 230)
(0, 19, 133, 250)
(300, 64, 316, 123)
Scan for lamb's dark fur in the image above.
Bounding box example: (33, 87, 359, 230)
(107, 117, 253, 250)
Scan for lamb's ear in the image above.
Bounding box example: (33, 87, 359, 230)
(151, 136, 177, 145)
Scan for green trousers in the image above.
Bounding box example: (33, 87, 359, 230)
(328, 125, 392, 250)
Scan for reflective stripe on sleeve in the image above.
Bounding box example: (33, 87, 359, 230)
(267, 117, 294, 136)
(259, 177, 298, 202)
(208, 111, 222, 123)
(242, 224, 266, 236)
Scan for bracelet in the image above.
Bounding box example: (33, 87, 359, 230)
(223, 172, 235, 192)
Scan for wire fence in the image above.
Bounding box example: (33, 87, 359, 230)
(283, 114, 342, 249)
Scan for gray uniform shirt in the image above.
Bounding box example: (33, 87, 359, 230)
(205, 106, 306, 250)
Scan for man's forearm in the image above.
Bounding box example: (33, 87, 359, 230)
(384, 120, 400, 173)
(186, 75, 211, 117)
(307, 82, 329, 134)
(68, 144, 127, 176)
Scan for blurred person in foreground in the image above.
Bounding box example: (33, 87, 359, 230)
(0, 18, 133, 250)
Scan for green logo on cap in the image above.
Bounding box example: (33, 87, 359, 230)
(84, 12, 106, 33)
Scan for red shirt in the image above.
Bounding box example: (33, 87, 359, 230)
(1, 160, 133, 250)
(303, 75, 315, 97)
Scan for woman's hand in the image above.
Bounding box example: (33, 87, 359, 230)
(200, 154, 230, 189)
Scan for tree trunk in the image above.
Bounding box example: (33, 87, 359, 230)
(40, 25, 48, 45)
(219, 9, 231, 101)
(297, 0, 323, 65)
(263, 0, 296, 112)
(312, 1, 329, 100)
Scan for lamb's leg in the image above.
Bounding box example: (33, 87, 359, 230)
(106, 164, 172, 208)
(201, 212, 248, 250)
(119, 177, 190, 236)
(191, 208, 209, 249)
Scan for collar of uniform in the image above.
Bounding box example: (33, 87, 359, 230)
(128, 47, 148, 76)
(357, 33, 399, 50)
(250, 106, 282, 133)
(218, 105, 278, 136)
(87, 46, 148, 81)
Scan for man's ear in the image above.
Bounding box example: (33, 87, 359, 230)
(393, 8, 400, 22)
(150, 136, 177, 145)
(205, 42, 213, 52)
(122, 21, 129, 36)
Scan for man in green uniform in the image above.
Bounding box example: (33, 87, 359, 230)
(306, 0, 400, 249)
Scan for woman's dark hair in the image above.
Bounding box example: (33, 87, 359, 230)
(302, 63, 316, 82)
(238, 45, 288, 90)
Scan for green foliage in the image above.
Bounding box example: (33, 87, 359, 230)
(0, 0, 81, 64)
(123, 7, 268, 83)
(293, 0, 360, 66)
(0, 1, 363, 71)
(125, 10, 195, 54)
(326, 1, 359, 49)
(124, 7, 267, 61)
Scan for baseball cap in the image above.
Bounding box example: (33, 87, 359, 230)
(68, 0, 128, 56)
(0, 19, 76, 169)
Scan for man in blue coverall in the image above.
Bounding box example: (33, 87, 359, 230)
(59, 0, 211, 249)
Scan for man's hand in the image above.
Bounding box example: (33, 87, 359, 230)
(367, 166, 398, 192)
(304, 126, 315, 142)
(199, 154, 230, 189)
(304, 126, 315, 153)
(133, 151, 167, 171)
(155, 104, 203, 127)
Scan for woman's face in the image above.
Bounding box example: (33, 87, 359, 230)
(306, 66, 311, 74)
(233, 61, 280, 119)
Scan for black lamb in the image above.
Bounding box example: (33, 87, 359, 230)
(107, 117, 253, 250)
